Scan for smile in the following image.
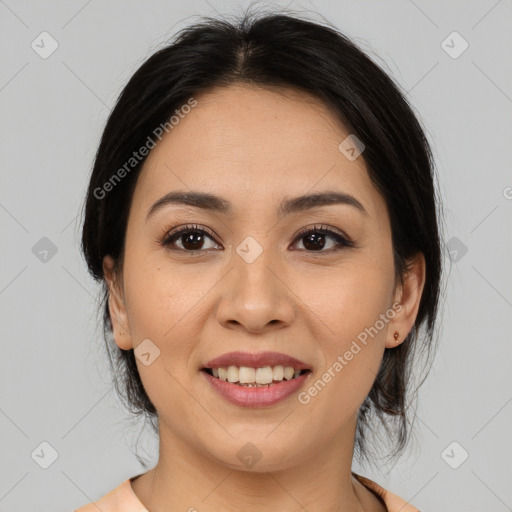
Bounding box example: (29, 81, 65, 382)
(202, 365, 309, 386)
(201, 367, 312, 407)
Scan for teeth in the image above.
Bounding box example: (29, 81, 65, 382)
(227, 365, 239, 382)
(283, 366, 295, 380)
(210, 365, 304, 385)
(239, 366, 256, 383)
(255, 366, 273, 384)
(218, 367, 227, 381)
(273, 365, 284, 380)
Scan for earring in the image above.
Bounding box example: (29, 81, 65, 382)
(393, 331, 399, 341)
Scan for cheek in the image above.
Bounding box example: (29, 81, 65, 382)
(300, 252, 395, 343)
(294, 254, 395, 412)
(120, 242, 208, 384)
(122, 233, 210, 340)
(121, 259, 207, 427)
(124, 266, 205, 360)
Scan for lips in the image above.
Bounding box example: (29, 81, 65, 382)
(203, 351, 312, 370)
(201, 351, 312, 407)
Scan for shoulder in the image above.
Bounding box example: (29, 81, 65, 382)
(352, 472, 421, 512)
(73, 478, 147, 512)
(73, 473, 418, 512)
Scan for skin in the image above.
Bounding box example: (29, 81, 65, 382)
(104, 84, 426, 512)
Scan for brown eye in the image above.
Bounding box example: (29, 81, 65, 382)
(161, 225, 220, 252)
(292, 225, 354, 252)
(161, 223, 353, 254)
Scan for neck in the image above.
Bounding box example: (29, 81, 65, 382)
(130, 417, 381, 512)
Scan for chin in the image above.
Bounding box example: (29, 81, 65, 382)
(199, 431, 309, 474)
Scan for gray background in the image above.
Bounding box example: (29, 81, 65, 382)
(1, 0, 511, 511)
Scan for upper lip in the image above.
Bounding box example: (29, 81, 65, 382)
(204, 351, 312, 370)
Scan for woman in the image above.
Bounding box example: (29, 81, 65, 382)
(76, 10, 442, 512)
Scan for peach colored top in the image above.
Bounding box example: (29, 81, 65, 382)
(74, 472, 420, 512)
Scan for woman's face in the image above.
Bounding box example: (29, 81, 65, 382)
(105, 84, 423, 471)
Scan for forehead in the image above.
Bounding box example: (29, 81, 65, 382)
(133, 84, 387, 221)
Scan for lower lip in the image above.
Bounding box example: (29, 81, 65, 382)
(201, 370, 311, 407)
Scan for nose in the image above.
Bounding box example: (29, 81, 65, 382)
(215, 246, 296, 334)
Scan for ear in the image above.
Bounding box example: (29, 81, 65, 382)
(103, 255, 134, 350)
(386, 252, 426, 348)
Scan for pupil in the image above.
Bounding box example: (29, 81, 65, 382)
(303, 232, 325, 250)
(183, 232, 203, 250)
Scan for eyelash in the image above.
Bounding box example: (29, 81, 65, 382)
(160, 223, 354, 254)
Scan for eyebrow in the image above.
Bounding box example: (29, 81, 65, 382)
(146, 189, 367, 221)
